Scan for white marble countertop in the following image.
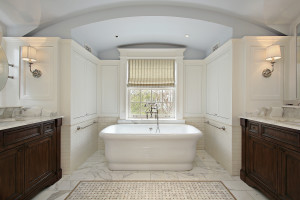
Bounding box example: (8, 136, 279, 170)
(240, 116, 300, 130)
(0, 116, 63, 131)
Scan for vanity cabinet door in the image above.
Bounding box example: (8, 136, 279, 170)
(248, 136, 278, 194)
(24, 135, 55, 192)
(0, 146, 24, 200)
(279, 148, 300, 200)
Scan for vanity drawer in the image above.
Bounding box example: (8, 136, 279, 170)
(262, 125, 300, 147)
(248, 122, 259, 135)
(43, 121, 55, 134)
(3, 124, 42, 147)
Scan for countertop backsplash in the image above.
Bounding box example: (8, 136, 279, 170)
(0, 106, 57, 119)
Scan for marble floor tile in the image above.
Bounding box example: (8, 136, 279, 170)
(230, 190, 255, 200)
(32, 150, 268, 200)
(204, 173, 235, 181)
(247, 190, 270, 200)
(222, 180, 255, 191)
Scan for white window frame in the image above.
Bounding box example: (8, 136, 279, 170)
(118, 48, 185, 121)
(127, 87, 176, 120)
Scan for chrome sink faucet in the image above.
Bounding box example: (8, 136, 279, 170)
(145, 103, 160, 133)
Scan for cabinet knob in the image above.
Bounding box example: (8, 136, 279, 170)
(18, 148, 23, 152)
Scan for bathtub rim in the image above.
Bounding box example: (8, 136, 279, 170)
(99, 124, 203, 139)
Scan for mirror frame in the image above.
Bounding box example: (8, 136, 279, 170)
(0, 46, 9, 91)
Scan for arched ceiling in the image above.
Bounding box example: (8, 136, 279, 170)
(1, 0, 299, 36)
(71, 16, 233, 59)
(0, 0, 299, 59)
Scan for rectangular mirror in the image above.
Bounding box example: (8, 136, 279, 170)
(297, 24, 300, 98)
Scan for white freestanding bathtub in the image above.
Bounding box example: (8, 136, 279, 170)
(99, 124, 202, 171)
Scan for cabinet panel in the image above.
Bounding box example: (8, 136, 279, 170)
(217, 52, 231, 119)
(0, 147, 24, 200)
(206, 63, 218, 115)
(72, 51, 86, 119)
(280, 149, 300, 200)
(85, 60, 97, 116)
(3, 124, 41, 147)
(249, 136, 278, 193)
(24, 136, 55, 192)
(241, 119, 300, 200)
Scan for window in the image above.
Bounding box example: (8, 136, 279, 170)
(127, 59, 176, 119)
(128, 88, 175, 119)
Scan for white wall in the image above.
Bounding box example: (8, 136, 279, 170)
(0, 37, 60, 112)
(99, 60, 120, 117)
(183, 60, 205, 117)
(243, 36, 291, 112)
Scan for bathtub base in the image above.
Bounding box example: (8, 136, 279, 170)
(108, 163, 193, 171)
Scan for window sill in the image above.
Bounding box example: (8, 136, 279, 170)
(117, 119, 185, 124)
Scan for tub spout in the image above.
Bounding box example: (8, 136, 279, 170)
(145, 103, 160, 133)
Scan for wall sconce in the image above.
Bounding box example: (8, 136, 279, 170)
(262, 45, 281, 78)
(21, 46, 42, 78)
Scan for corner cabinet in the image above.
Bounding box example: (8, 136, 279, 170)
(60, 40, 98, 125)
(240, 118, 300, 200)
(0, 118, 62, 200)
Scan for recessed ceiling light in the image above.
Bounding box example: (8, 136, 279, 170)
(185, 34, 189, 38)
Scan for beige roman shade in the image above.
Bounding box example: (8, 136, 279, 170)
(128, 59, 175, 87)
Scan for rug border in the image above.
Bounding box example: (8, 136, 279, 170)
(65, 180, 236, 200)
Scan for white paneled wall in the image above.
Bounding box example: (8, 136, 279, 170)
(243, 36, 290, 112)
(98, 117, 119, 150)
(183, 61, 206, 150)
(183, 60, 205, 117)
(99, 61, 119, 117)
(61, 118, 98, 174)
(185, 117, 205, 150)
(0, 37, 60, 111)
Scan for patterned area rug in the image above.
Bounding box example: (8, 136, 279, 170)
(65, 181, 236, 200)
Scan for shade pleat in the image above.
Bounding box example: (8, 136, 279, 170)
(128, 59, 175, 87)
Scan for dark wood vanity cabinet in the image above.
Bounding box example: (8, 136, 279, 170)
(0, 118, 62, 200)
(240, 118, 300, 200)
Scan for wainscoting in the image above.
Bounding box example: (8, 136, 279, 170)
(98, 117, 118, 150)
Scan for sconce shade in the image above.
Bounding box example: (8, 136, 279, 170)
(22, 46, 37, 63)
(266, 45, 281, 61)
